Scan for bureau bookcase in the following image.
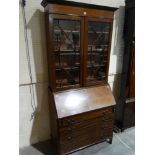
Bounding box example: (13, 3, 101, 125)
(41, 0, 118, 154)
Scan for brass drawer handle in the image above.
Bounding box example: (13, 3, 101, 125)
(102, 109, 111, 114)
(67, 119, 84, 126)
(67, 120, 71, 123)
(67, 119, 75, 123)
(67, 136, 72, 140)
(102, 118, 110, 121)
(101, 125, 109, 129)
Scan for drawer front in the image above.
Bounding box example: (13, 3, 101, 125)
(59, 116, 114, 136)
(60, 123, 113, 144)
(59, 107, 114, 127)
(60, 125, 113, 154)
(60, 134, 101, 155)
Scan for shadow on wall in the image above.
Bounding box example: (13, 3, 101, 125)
(27, 9, 48, 83)
(29, 84, 54, 155)
(26, 10, 51, 146)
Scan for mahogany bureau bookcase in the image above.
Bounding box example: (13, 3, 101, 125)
(41, 0, 118, 154)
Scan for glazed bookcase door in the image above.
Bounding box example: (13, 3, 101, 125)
(85, 18, 112, 86)
(49, 14, 83, 91)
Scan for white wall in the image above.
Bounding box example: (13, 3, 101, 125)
(19, 0, 125, 148)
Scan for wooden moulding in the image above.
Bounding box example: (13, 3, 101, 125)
(41, 0, 118, 19)
(41, 0, 118, 11)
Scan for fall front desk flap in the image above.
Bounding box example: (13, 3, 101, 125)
(53, 85, 116, 118)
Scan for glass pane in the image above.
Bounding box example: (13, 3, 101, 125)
(87, 21, 110, 84)
(53, 19, 80, 89)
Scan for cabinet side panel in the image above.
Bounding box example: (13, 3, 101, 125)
(48, 89, 59, 154)
(45, 13, 56, 91)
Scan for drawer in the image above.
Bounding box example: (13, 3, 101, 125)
(59, 116, 114, 136)
(59, 120, 114, 144)
(60, 126, 113, 154)
(59, 107, 114, 127)
(60, 135, 101, 154)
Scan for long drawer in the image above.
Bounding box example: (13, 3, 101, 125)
(59, 125, 113, 154)
(59, 107, 114, 127)
(59, 121, 113, 143)
(59, 115, 114, 136)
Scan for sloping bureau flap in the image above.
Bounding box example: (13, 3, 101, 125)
(53, 85, 116, 118)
